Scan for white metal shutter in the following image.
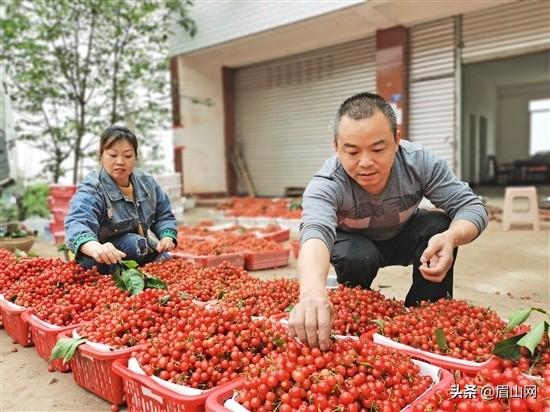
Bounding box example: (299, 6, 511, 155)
(235, 38, 376, 196)
(409, 18, 456, 170)
(462, 1, 550, 64)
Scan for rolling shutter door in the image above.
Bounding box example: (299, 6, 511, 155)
(409, 18, 456, 170)
(235, 37, 375, 196)
(462, 1, 550, 64)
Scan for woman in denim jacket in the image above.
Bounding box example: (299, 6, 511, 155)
(64, 126, 177, 274)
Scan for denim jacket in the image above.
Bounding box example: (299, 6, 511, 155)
(65, 168, 177, 256)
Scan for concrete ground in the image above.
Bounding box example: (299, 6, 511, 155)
(1, 190, 549, 411)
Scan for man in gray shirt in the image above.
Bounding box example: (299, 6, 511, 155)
(288, 92, 488, 350)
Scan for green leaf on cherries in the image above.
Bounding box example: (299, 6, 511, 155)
(178, 291, 191, 300)
(492, 333, 526, 360)
(144, 276, 167, 290)
(114, 268, 145, 295)
(517, 321, 548, 356)
(217, 290, 226, 299)
(273, 337, 286, 347)
(352, 313, 360, 322)
(359, 361, 373, 368)
(284, 304, 295, 312)
(50, 336, 87, 364)
(507, 308, 548, 330)
(370, 319, 385, 335)
(14, 248, 28, 258)
(435, 328, 448, 352)
(122, 259, 139, 269)
(158, 295, 171, 306)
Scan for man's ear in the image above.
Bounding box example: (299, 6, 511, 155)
(333, 137, 338, 152)
(394, 130, 401, 151)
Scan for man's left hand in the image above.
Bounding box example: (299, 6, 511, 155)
(419, 232, 455, 282)
(157, 237, 175, 253)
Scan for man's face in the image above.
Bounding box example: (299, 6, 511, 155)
(334, 111, 400, 196)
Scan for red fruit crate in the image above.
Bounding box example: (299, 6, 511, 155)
(0, 296, 33, 347)
(276, 218, 301, 234)
(52, 231, 66, 245)
(256, 227, 290, 243)
(51, 209, 67, 223)
(290, 240, 300, 258)
(370, 333, 495, 375)
(205, 361, 452, 412)
(48, 196, 72, 211)
(59, 330, 143, 406)
(269, 312, 378, 341)
(112, 358, 235, 412)
(22, 311, 80, 372)
(49, 220, 65, 233)
(49, 184, 76, 198)
(170, 252, 245, 269)
(244, 248, 290, 271)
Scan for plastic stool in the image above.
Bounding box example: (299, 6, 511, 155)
(502, 186, 539, 231)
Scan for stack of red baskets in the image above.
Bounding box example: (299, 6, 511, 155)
(48, 184, 76, 245)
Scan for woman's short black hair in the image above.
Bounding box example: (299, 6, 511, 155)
(99, 125, 138, 157)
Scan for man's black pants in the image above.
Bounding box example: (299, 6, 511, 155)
(331, 210, 457, 307)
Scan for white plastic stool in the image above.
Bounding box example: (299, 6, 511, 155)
(502, 186, 540, 231)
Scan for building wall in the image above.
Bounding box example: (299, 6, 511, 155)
(169, 0, 363, 57)
(174, 55, 227, 194)
(462, 50, 550, 182)
(170, 1, 519, 194)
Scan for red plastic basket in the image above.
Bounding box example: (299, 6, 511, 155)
(52, 231, 66, 245)
(51, 209, 67, 224)
(244, 249, 290, 271)
(290, 240, 300, 258)
(112, 358, 236, 412)
(48, 196, 71, 210)
(49, 220, 64, 233)
(0, 297, 33, 347)
(370, 333, 494, 375)
(58, 330, 143, 406)
(205, 362, 452, 412)
(205, 378, 245, 412)
(22, 312, 80, 372)
(269, 312, 379, 341)
(257, 228, 290, 243)
(171, 252, 245, 269)
(49, 184, 76, 198)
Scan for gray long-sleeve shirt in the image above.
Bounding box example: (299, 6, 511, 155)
(300, 140, 488, 252)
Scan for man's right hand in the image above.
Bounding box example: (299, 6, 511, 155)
(288, 293, 334, 351)
(83, 241, 126, 265)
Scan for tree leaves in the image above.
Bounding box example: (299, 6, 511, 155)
(1, 0, 196, 182)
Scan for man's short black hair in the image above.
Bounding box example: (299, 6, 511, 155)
(333, 92, 397, 139)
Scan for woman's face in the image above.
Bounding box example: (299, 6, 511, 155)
(101, 139, 136, 186)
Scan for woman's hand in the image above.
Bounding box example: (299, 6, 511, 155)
(156, 237, 175, 253)
(82, 241, 126, 265)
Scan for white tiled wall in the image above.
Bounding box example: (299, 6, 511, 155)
(169, 0, 363, 56)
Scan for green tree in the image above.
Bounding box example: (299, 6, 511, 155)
(1, 0, 196, 183)
(18, 183, 49, 219)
